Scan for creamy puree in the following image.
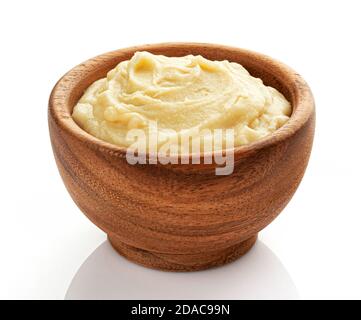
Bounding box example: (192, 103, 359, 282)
(72, 51, 291, 151)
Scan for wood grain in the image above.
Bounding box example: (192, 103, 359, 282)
(48, 43, 315, 271)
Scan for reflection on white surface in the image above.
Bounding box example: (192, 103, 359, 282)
(65, 240, 298, 300)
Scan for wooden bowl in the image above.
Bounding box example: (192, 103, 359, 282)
(48, 43, 315, 271)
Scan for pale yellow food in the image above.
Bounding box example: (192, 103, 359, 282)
(72, 51, 291, 151)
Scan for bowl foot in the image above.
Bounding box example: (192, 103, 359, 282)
(108, 234, 257, 271)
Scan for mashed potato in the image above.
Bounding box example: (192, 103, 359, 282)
(73, 51, 291, 151)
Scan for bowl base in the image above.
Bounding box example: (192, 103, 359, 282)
(108, 234, 257, 271)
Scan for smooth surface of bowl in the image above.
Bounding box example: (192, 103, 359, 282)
(48, 43, 315, 271)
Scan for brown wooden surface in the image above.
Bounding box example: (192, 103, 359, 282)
(48, 43, 315, 271)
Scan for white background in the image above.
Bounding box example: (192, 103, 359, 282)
(0, 0, 360, 299)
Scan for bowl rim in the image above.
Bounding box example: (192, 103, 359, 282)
(49, 42, 315, 161)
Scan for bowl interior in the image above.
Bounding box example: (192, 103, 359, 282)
(51, 43, 313, 159)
